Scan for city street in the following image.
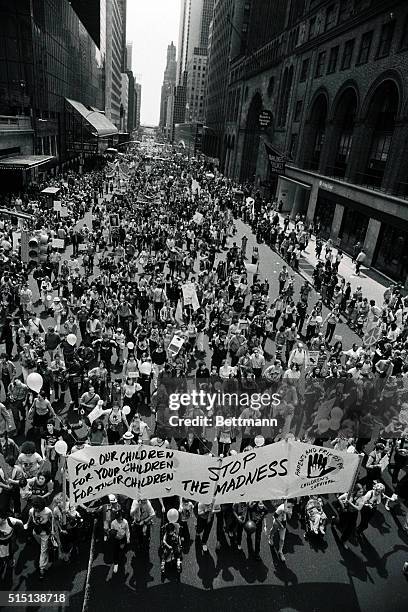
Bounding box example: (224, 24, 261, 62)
(3, 184, 408, 612)
(2, 2, 408, 612)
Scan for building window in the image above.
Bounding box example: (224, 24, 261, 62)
(327, 46, 339, 73)
(309, 17, 317, 40)
(341, 39, 355, 70)
(300, 58, 309, 82)
(377, 21, 395, 58)
(357, 31, 373, 64)
(289, 133, 298, 158)
(400, 16, 408, 49)
(370, 132, 392, 162)
(325, 4, 337, 30)
(294, 100, 303, 121)
(315, 51, 326, 78)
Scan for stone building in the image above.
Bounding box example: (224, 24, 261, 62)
(221, 0, 408, 284)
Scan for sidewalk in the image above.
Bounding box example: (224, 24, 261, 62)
(280, 215, 390, 306)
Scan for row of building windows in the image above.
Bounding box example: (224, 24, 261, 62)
(312, 19, 397, 81)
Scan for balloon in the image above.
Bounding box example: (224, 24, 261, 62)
(54, 440, 68, 456)
(329, 417, 341, 431)
(122, 405, 131, 416)
(254, 435, 265, 447)
(67, 333, 77, 346)
(26, 372, 43, 393)
(244, 520, 256, 534)
(167, 508, 179, 524)
(317, 418, 330, 433)
(330, 407, 343, 420)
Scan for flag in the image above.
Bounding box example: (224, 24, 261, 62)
(264, 142, 286, 175)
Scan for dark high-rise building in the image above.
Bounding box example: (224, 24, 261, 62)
(246, 0, 289, 52)
(0, 0, 116, 189)
(105, 0, 127, 128)
(134, 82, 142, 129)
(203, 0, 235, 162)
(159, 42, 177, 137)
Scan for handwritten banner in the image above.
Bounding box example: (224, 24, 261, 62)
(67, 441, 360, 506)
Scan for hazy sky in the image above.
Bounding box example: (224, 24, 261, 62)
(127, 0, 180, 126)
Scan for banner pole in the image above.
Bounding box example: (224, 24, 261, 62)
(208, 455, 223, 522)
(347, 453, 364, 499)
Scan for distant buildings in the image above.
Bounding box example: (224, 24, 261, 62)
(159, 42, 177, 139)
(168, 0, 214, 142)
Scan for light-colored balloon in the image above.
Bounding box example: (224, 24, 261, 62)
(167, 508, 179, 523)
(317, 418, 330, 433)
(330, 406, 343, 420)
(54, 440, 68, 456)
(122, 405, 131, 416)
(67, 333, 77, 346)
(127, 342, 134, 350)
(26, 372, 43, 393)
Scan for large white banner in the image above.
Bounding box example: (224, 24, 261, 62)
(67, 441, 360, 507)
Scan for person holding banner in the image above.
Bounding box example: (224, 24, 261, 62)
(268, 500, 295, 562)
(130, 498, 155, 551)
(110, 509, 130, 574)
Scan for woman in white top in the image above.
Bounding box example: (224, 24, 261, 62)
(110, 509, 130, 574)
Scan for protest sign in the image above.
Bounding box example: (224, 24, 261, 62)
(244, 262, 258, 274)
(182, 282, 200, 311)
(68, 441, 359, 507)
(60, 207, 69, 218)
(68, 445, 214, 505)
(52, 238, 65, 249)
(192, 211, 203, 225)
(87, 404, 105, 425)
(167, 334, 185, 357)
(53, 200, 62, 211)
(284, 440, 360, 498)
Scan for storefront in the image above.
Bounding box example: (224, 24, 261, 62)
(374, 221, 408, 283)
(314, 195, 336, 238)
(339, 207, 369, 253)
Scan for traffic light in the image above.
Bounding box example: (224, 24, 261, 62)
(28, 235, 40, 266)
(39, 232, 49, 262)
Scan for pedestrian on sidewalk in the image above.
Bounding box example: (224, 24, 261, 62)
(355, 249, 366, 276)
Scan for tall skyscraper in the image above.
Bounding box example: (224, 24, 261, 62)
(174, 0, 214, 130)
(105, 0, 127, 128)
(126, 42, 133, 71)
(159, 42, 177, 135)
(134, 82, 142, 129)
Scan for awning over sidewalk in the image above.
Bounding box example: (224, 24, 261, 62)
(65, 98, 118, 137)
(0, 155, 55, 170)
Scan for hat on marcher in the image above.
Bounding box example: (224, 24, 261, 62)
(123, 431, 134, 440)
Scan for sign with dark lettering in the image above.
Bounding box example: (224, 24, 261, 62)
(265, 142, 286, 175)
(67, 441, 360, 506)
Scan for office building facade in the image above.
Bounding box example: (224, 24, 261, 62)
(0, 0, 116, 189)
(159, 42, 177, 137)
(173, 0, 214, 136)
(105, 0, 126, 128)
(216, 0, 408, 285)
